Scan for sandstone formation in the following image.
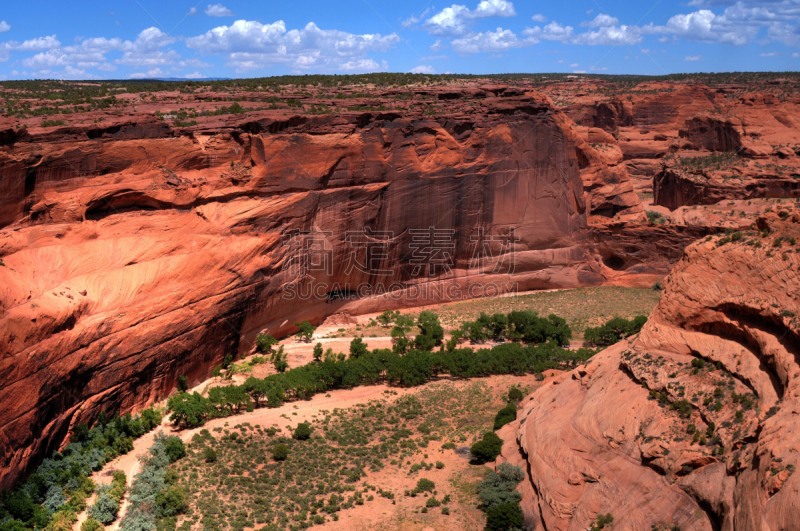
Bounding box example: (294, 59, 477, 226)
(502, 209, 800, 530)
(0, 86, 648, 488)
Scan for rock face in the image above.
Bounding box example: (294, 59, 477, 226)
(502, 209, 800, 530)
(0, 89, 647, 488)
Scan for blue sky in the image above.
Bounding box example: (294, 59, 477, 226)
(0, 0, 798, 80)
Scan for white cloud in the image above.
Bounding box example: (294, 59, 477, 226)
(0, 21, 10, 33)
(523, 22, 574, 42)
(582, 14, 620, 27)
(760, 51, 779, 56)
(793, 52, 800, 57)
(685, 55, 702, 60)
(570, 62, 578, 67)
(128, 67, 167, 78)
(186, 20, 400, 72)
(402, 8, 432, 29)
(451, 27, 529, 53)
(205, 3, 234, 17)
(641, 2, 800, 46)
(340, 58, 385, 72)
(187, 7, 198, 16)
(411, 64, 435, 73)
(184, 71, 205, 78)
(531, 14, 548, 23)
(430, 38, 444, 51)
(423, 0, 516, 36)
(556, 59, 564, 63)
(573, 24, 642, 45)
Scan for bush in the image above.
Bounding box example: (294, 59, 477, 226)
(591, 513, 614, 530)
(493, 402, 517, 430)
(163, 436, 186, 463)
(478, 463, 524, 509)
(177, 375, 189, 392)
(202, 447, 217, 463)
(89, 490, 119, 524)
(156, 485, 189, 516)
(293, 422, 313, 440)
(507, 386, 524, 402)
(583, 315, 647, 346)
(471, 432, 503, 464)
(272, 443, 289, 461)
(81, 518, 104, 531)
(426, 497, 441, 508)
(415, 478, 435, 493)
(485, 502, 524, 531)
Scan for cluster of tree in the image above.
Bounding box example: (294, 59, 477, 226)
(583, 316, 647, 346)
(0, 408, 162, 531)
(86, 470, 126, 526)
(477, 463, 526, 531)
(119, 433, 187, 531)
(167, 340, 595, 429)
(460, 311, 572, 346)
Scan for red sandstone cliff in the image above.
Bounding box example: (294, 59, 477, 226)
(0, 88, 649, 487)
(501, 209, 800, 530)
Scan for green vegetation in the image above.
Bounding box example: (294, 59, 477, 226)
(583, 315, 647, 346)
(119, 433, 187, 531)
(295, 320, 316, 342)
(493, 402, 518, 430)
(172, 379, 516, 530)
(166, 335, 593, 429)
(0, 408, 162, 531)
(470, 432, 504, 464)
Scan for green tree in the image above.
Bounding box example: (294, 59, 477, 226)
(470, 431, 503, 464)
(81, 518, 104, 531)
(88, 490, 119, 524)
(485, 503, 524, 531)
(256, 332, 279, 353)
(295, 320, 316, 342)
(350, 337, 368, 359)
(293, 422, 313, 440)
(167, 392, 211, 428)
(202, 447, 217, 463)
(493, 402, 517, 430)
(163, 436, 186, 463)
(272, 443, 289, 461)
(313, 342, 324, 361)
(177, 375, 189, 392)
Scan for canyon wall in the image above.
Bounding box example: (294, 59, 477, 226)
(501, 209, 800, 530)
(0, 91, 636, 488)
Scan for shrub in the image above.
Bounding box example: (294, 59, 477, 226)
(415, 478, 435, 493)
(493, 402, 517, 430)
(591, 513, 614, 530)
(155, 485, 189, 516)
(470, 432, 503, 464)
(485, 502, 524, 531)
(583, 316, 647, 346)
(478, 463, 524, 509)
(272, 443, 289, 461)
(163, 436, 186, 463)
(43, 485, 67, 512)
(507, 386, 524, 402)
(426, 497, 441, 508)
(202, 447, 217, 463)
(81, 518, 104, 531)
(313, 342, 323, 361)
(293, 422, 313, 440)
(89, 490, 119, 524)
(177, 375, 189, 392)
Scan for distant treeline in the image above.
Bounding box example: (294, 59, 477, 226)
(1, 71, 798, 100)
